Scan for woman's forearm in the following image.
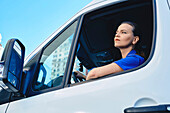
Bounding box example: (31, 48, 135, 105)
(86, 63, 123, 80)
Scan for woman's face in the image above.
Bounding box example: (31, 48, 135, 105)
(114, 23, 137, 49)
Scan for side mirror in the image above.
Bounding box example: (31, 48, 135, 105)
(0, 39, 25, 92)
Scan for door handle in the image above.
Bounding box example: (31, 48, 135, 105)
(124, 104, 170, 113)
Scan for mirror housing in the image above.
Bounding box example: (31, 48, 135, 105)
(0, 39, 25, 92)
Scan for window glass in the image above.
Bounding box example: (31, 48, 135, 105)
(33, 21, 78, 90)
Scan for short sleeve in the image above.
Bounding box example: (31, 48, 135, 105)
(114, 55, 144, 71)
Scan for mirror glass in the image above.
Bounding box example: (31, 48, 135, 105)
(7, 42, 22, 88)
(0, 39, 25, 92)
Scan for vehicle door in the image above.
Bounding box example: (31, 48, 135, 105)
(0, 103, 8, 113)
(6, 0, 170, 113)
(0, 89, 11, 113)
(5, 17, 82, 112)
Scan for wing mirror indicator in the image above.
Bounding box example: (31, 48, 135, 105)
(0, 39, 25, 92)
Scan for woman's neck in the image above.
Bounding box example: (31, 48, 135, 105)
(120, 47, 133, 58)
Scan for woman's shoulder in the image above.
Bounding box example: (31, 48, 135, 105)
(128, 54, 145, 64)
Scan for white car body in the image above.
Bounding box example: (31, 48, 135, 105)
(1, 0, 170, 113)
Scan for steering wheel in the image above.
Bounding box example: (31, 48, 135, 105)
(72, 71, 86, 83)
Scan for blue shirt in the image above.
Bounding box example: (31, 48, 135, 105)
(114, 50, 145, 70)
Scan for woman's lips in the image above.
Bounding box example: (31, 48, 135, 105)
(115, 39, 120, 41)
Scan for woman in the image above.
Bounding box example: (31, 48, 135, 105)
(76, 21, 145, 80)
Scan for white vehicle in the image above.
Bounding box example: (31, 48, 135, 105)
(0, 0, 170, 112)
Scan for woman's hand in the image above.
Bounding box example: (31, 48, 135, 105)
(86, 68, 99, 80)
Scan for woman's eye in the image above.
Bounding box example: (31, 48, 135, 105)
(122, 31, 127, 34)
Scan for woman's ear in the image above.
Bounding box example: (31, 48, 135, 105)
(132, 36, 139, 45)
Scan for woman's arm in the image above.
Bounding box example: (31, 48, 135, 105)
(86, 63, 123, 80)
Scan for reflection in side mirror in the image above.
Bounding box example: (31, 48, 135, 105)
(0, 39, 25, 92)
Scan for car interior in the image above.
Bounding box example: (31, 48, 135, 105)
(72, 0, 153, 82)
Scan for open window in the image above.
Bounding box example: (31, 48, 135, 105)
(70, 0, 154, 84)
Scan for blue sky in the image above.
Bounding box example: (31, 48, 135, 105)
(0, 0, 92, 56)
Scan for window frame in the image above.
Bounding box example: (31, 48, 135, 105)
(28, 16, 84, 95)
(64, 15, 85, 87)
(67, 0, 157, 86)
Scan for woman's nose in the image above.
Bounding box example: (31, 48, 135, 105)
(115, 32, 120, 37)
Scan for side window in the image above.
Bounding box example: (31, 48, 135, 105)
(70, 0, 154, 84)
(33, 21, 78, 90)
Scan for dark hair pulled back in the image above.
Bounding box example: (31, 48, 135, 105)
(120, 21, 145, 59)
